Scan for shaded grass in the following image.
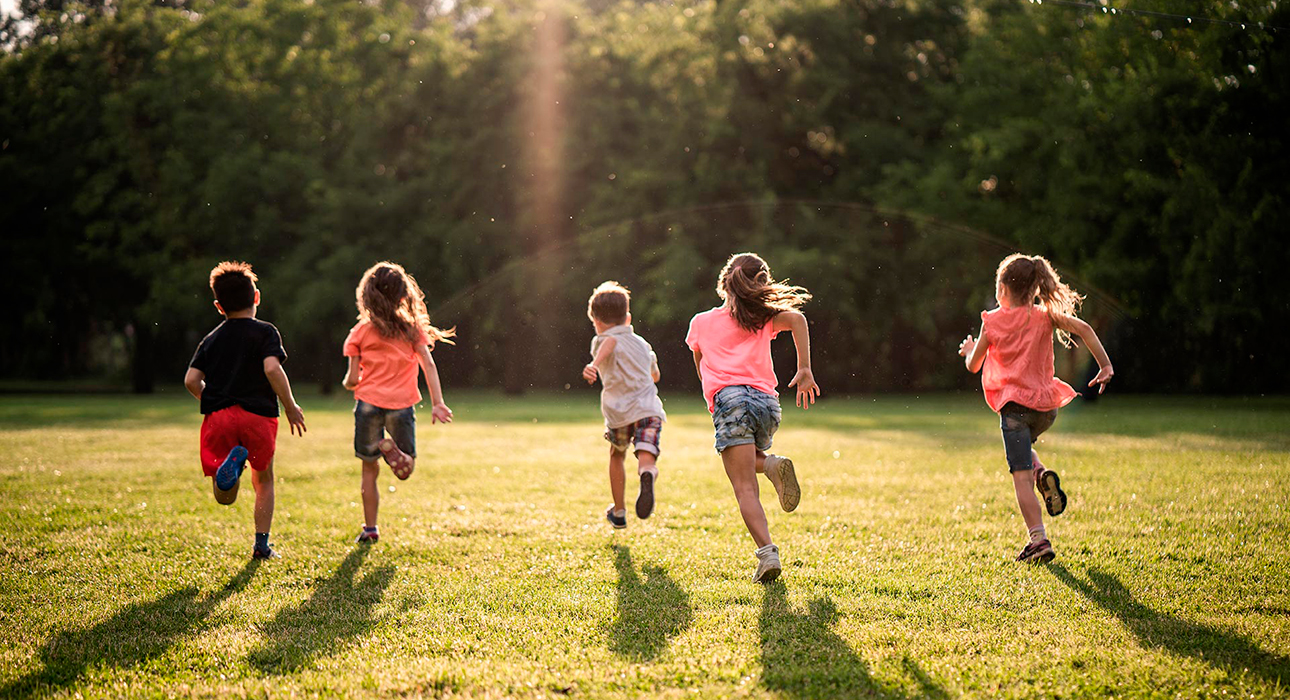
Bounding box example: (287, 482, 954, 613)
(1, 392, 1288, 698)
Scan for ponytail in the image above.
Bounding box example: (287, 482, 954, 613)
(717, 252, 811, 332)
(996, 253, 1083, 348)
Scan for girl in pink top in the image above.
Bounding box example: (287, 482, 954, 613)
(342, 262, 455, 544)
(686, 253, 820, 582)
(958, 254, 1114, 564)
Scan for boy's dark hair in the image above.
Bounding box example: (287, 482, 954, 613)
(209, 261, 258, 312)
(587, 281, 630, 325)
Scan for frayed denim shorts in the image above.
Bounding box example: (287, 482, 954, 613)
(354, 400, 416, 460)
(712, 385, 781, 453)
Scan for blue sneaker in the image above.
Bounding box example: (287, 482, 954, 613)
(215, 446, 249, 492)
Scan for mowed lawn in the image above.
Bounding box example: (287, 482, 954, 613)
(0, 391, 1288, 699)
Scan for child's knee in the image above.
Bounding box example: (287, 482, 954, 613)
(362, 459, 381, 475)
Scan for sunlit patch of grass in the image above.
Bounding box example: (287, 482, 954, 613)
(0, 392, 1287, 698)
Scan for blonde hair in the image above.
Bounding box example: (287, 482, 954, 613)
(717, 252, 811, 332)
(356, 262, 455, 345)
(996, 253, 1084, 347)
(587, 281, 630, 325)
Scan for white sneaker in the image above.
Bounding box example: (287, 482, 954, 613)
(763, 455, 800, 512)
(753, 544, 782, 582)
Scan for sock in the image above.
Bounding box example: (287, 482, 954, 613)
(255, 532, 269, 550)
(363, 525, 378, 533)
(1028, 525, 1046, 544)
(613, 508, 626, 518)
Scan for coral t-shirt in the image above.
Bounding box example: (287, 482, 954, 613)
(685, 307, 780, 413)
(343, 320, 431, 410)
(980, 306, 1077, 413)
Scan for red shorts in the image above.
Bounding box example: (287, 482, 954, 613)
(199, 405, 278, 477)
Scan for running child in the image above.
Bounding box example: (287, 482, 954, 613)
(685, 253, 819, 582)
(343, 261, 454, 544)
(581, 281, 667, 529)
(958, 253, 1114, 564)
(184, 261, 307, 559)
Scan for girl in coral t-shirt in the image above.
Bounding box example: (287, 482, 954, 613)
(685, 252, 820, 583)
(958, 254, 1114, 564)
(342, 262, 455, 544)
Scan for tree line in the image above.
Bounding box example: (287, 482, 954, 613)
(1, 0, 1285, 394)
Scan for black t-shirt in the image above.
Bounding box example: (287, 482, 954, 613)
(189, 318, 288, 417)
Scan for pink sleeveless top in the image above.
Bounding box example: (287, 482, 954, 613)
(980, 306, 1077, 413)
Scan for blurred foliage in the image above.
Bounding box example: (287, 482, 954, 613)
(1, 0, 1285, 394)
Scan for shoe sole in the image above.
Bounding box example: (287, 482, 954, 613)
(636, 473, 655, 520)
(774, 458, 800, 513)
(755, 562, 782, 582)
(1039, 470, 1067, 517)
(379, 439, 414, 480)
(215, 446, 249, 492)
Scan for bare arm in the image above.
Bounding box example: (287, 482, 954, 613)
(416, 345, 453, 423)
(184, 368, 205, 400)
(650, 351, 661, 383)
(263, 356, 306, 436)
(692, 347, 703, 381)
(582, 336, 617, 384)
(959, 324, 990, 374)
(342, 356, 361, 390)
(1053, 313, 1114, 392)
(772, 310, 819, 408)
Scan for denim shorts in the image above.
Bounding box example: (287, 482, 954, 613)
(354, 400, 416, 460)
(712, 385, 782, 453)
(1000, 402, 1057, 472)
(605, 416, 663, 456)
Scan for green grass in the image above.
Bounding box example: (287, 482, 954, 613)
(1, 391, 1288, 699)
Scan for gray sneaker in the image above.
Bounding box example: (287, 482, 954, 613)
(753, 544, 782, 582)
(763, 455, 800, 512)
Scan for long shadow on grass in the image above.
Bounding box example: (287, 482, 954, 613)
(759, 582, 946, 699)
(1049, 563, 1290, 686)
(1, 559, 260, 697)
(607, 545, 691, 660)
(247, 546, 394, 674)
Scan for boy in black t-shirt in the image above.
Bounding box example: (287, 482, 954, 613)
(184, 261, 306, 559)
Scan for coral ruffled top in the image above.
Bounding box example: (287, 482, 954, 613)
(980, 306, 1077, 413)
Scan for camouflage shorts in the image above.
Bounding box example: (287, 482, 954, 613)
(711, 385, 781, 453)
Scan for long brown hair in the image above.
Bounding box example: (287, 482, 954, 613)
(355, 262, 455, 345)
(996, 253, 1083, 347)
(717, 252, 811, 332)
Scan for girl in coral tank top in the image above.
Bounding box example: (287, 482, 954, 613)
(958, 254, 1114, 564)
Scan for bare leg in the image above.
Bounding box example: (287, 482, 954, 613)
(636, 450, 658, 477)
(361, 458, 381, 528)
(608, 448, 626, 513)
(1031, 449, 1047, 486)
(722, 444, 772, 548)
(1013, 469, 1044, 533)
(754, 449, 768, 473)
(212, 478, 239, 505)
(250, 460, 275, 534)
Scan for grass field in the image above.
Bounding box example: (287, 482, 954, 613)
(1, 390, 1288, 699)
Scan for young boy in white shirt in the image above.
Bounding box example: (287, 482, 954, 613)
(581, 281, 667, 529)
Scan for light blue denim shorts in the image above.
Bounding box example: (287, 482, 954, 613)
(711, 385, 782, 453)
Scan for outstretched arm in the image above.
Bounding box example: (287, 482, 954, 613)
(772, 310, 820, 409)
(959, 324, 989, 374)
(415, 345, 453, 423)
(1053, 313, 1114, 393)
(583, 336, 617, 384)
(263, 356, 306, 436)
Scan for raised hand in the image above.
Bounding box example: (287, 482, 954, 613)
(788, 367, 820, 409)
(431, 402, 454, 424)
